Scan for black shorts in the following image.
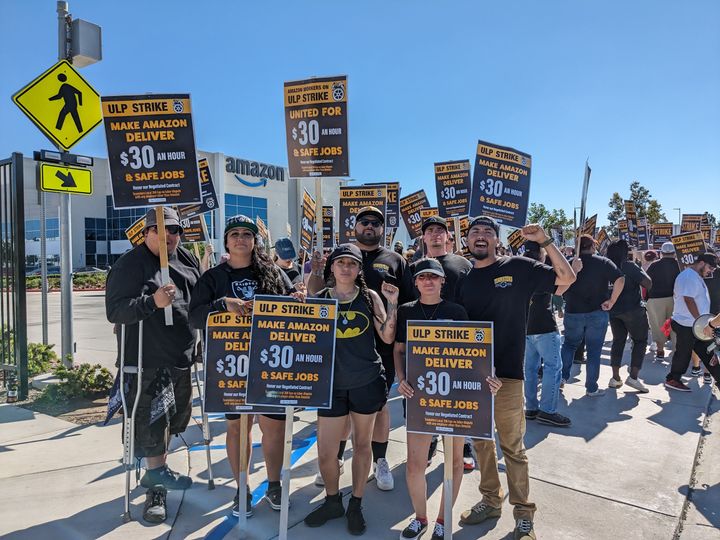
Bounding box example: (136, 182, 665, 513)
(319, 376, 388, 418)
(225, 413, 287, 422)
(124, 366, 192, 458)
(380, 352, 395, 392)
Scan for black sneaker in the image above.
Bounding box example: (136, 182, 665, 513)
(346, 497, 366, 536)
(691, 367, 702, 377)
(400, 517, 428, 539)
(427, 436, 439, 466)
(524, 409, 539, 420)
(264, 484, 283, 511)
(232, 488, 253, 518)
(430, 521, 445, 540)
(304, 494, 345, 527)
(143, 485, 167, 523)
(536, 411, 572, 427)
(140, 465, 192, 490)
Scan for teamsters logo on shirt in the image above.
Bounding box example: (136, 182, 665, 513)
(494, 276, 513, 289)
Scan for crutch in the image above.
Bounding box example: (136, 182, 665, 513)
(120, 321, 144, 522)
(192, 331, 215, 489)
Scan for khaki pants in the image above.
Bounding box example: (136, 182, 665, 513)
(472, 378, 535, 520)
(646, 297, 676, 352)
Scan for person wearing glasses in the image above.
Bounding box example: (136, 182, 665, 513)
(105, 206, 201, 524)
(307, 206, 415, 492)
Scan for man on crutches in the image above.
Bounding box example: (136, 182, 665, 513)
(106, 207, 201, 523)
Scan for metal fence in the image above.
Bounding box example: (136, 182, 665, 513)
(0, 153, 28, 400)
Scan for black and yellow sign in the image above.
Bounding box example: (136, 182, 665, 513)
(420, 207, 439, 221)
(173, 158, 219, 219)
(581, 214, 597, 238)
(597, 228, 610, 255)
(365, 182, 400, 228)
(637, 218, 650, 251)
(322, 206, 335, 250)
(125, 209, 207, 245)
(399, 189, 430, 239)
(435, 160, 471, 218)
(506, 228, 525, 255)
(681, 214, 703, 233)
(652, 222, 673, 249)
(284, 76, 349, 178)
(13, 60, 102, 151)
(618, 219, 630, 243)
(470, 141, 531, 228)
(300, 190, 316, 253)
(246, 296, 338, 408)
(338, 186, 387, 243)
(714, 229, 720, 250)
(39, 163, 92, 195)
(204, 312, 284, 414)
(624, 201, 639, 247)
(672, 231, 706, 267)
(700, 225, 712, 245)
(405, 321, 494, 439)
(102, 94, 202, 209)
(446, 216, 470, 256)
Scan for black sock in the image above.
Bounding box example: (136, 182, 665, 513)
(326, 492, 342, 502)
(349, 495, 362, 506)
(371, 441, 388, 462)
(268, 480, 281, 490)
(337, 440, 347, 460)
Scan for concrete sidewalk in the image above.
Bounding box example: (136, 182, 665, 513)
(1, 339, 719, 540)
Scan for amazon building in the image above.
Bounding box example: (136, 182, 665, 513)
(20, 151, 346, 271)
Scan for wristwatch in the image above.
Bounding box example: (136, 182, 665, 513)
(539, 238, 554, 248)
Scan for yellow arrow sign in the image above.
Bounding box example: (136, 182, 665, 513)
(40, 163, 93, 195)
(13, 60, 102, 151)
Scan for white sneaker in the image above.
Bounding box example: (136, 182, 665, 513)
(586, 388, 606, 397)
(625, 376, 649, 393)
(314, 458, 344, 487)
(608, 377, 623, 389)
(373, 457, 394, 491)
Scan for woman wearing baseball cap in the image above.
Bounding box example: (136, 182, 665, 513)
(304, 243, 399, 535)
(189, 215, 304, 518)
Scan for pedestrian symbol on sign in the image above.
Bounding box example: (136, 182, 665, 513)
(49, 74, 84, 132)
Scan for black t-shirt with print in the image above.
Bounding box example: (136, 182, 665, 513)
(396, 300, 469, 343)
(563, 254, 623, 314)
(278, 262, 303, 286)
(526, 293, 557, 335)
(454, 256, 556, 380)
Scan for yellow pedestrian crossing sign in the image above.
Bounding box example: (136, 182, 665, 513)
(13, 60, 102, 151)
(40, 163, 93, 195)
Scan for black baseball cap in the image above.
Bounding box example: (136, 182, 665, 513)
(413, 257, 445, 278)
(468, 215, 499, 235)
(356, 206, 385, 224)
(328, 243, 363, 265)
(422, 215, 448, 233)
(224, 214, 258, 236)
(144, 207, 182, 232)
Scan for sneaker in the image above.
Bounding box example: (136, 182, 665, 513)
(314, 458, 344, 487)
(536, 411, 572, 427)
(264, 484, 282, 511)
(140, 465, 192, 490)
(691, 367, 703, 377)
(427, 436, 439, 466)
(625, 376, 649, 393)
(232, 488, 253, 518)
(143, 485, 167, 523)
(514, 518, 536, 540)
(346, 497, 366, 535)
(655, 349, 665, 360)
(374, 457, 394, 490)
(665, 379, 691, 392)
(430, 521, 445, 540)
(462, 442, 475, 472)
(304, 494, 345, 527)
(400, 518, 428, 539)
(524, 409, 539, 420)
(459, 501, 501, 525)
(585, 388, 606, 397)
(704, 373, 712, 385)
(608, 377, 623, 389)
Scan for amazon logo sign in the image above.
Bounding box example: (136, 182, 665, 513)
(226, 157, 286, 188)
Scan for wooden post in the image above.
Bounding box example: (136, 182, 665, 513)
(237, 414, 249, 537)
(155, 207, 173, 326)
(453, 217, 462, 254)
(443, 436, 453, 540)
(278, 407, 294, 540)
(315, 179, 323, 253)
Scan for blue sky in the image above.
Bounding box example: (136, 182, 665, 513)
(2, 0, 718, 226)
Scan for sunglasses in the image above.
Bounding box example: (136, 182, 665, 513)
(358, 219, 382, 228)
(149, 225, 182, 235)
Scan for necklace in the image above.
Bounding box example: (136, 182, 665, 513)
(420, 301, 441, 321)
(332, 287, 359, 325)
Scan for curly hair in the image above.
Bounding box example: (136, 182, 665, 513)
(326, 270, 379, 322)
(250, 239, 287, 295)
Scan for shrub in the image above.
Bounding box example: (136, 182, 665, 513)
(27, 343, 59, 377)
(40, 362, 114, 401)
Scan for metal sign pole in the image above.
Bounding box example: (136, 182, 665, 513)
(237, 414, 249, 537)
(443, 436, 453, 540)
(155, 207, 173, 326)
(40, 191, 48, 345)
(278, 406, 294, 540)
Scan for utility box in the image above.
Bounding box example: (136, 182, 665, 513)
(70, 19, 102, 67)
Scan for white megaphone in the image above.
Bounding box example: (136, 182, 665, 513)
(692, 314, 716, 342)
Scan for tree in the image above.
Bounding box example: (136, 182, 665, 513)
(527, 203, 574, 242)
(607, 181, 667, 236)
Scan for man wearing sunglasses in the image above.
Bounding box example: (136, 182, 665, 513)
(105, 206, 201, 523)
(308, 205, 415, 492)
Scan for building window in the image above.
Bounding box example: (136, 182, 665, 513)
(225, 194, 268, 224)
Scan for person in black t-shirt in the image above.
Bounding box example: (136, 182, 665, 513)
(454, 216, 577, 539)
(273, 237, 303, 285)
(560, 235, 625, 396)
(605, 240, 652, 393)
(307, 205, 415, 492)
(395, 257, 501, 540)
(522, 241, 573, 428)
(189, 215, 302, 518)
(646, 243, 681, 358)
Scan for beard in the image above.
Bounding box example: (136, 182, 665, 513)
(470, 249, 489, 261)
(356, 230, 381, 247)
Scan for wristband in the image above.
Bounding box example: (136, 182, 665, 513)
(539, 238, 554, 248)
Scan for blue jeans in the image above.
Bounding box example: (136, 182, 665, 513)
(561, 310, 609, 393)
(524, 332, 562, 414)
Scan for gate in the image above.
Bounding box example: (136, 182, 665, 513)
(0, 153, 28, 400)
